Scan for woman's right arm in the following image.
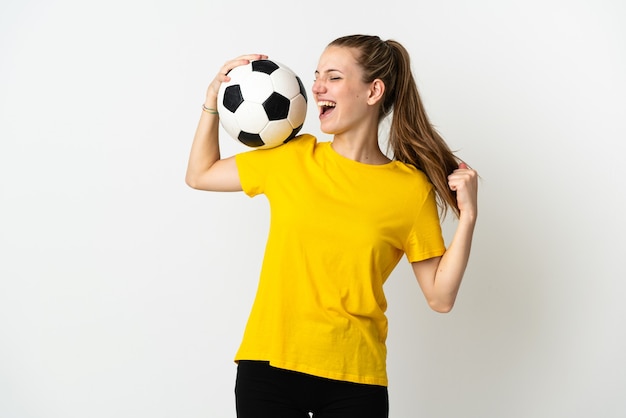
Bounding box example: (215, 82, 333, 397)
(185, 54, 268, 192)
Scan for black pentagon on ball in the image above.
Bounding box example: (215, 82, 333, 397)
(251, 59, 279, 75)
(263, 92, 290, 121)
(296, 76, 307, 102)
(238, 131, 265, 148)
(222, 85, 244, 113)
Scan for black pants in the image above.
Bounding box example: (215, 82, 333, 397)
(235, 361, 389, 418)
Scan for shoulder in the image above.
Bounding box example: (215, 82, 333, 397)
(254, 133, 318, 156)
(281, 133, 318, 152)
(236, 133, 317, 162)
(391, 161, 434, 191)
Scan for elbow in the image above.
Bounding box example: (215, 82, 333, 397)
(185, 173, 200, 190)
(428, 299, 455, 314)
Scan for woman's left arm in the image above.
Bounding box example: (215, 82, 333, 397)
(412, 163, 478, 313)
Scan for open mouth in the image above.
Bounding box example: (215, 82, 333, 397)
(317, 100, 336, 117)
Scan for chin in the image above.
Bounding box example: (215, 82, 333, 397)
(319, 122, 338, 135)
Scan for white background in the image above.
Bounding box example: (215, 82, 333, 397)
(1, 0, 625, 417)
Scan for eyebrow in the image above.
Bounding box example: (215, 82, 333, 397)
(314, 69, 342, 75)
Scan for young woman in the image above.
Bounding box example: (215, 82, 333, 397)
(186, 34, 478, 418)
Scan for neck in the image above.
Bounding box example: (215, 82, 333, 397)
(331, 133, 391, 165)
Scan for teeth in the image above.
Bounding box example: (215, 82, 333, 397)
(317, 101, 336, 108)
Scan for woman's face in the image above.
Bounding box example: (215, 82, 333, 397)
(312, 46, 374, 135)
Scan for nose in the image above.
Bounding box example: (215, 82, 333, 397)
(312, 78, 325, 95)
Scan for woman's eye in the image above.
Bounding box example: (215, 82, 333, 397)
(313, 75, 341, 82)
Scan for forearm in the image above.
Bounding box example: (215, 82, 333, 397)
(431, 214, 476, 311)
(185, 99, 221, 188)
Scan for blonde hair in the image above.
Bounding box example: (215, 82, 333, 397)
(329, 35, 460, 217)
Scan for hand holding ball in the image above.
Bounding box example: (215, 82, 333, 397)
(217, 59, 308, 149)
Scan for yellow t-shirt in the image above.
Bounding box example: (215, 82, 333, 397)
(234, 134, 445, 386)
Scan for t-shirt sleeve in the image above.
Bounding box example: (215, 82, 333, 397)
(234, 134, 314, 197)
(235, 148, 275, 197)
(404, 187, 446, 262)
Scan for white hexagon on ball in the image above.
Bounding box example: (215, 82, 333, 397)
(235, 101, 269, 133)
(240, 72, 275, 104)
(260, 120, 296, 147)
(288, 95, 307, 127)
(270, 67, 302, 99)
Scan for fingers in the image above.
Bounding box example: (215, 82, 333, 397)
(206, 54, 268, 102)
(448, 162, 478, 216)
(448, 162, 477, 192)
(452, 161, 475, 176)
(219, 54, 269, 79)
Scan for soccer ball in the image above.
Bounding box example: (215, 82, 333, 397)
(217, 59, 308, 149)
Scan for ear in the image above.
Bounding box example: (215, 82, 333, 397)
(367, 79, 385, 105)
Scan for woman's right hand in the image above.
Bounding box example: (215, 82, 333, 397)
(204, 54, 269, 106)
